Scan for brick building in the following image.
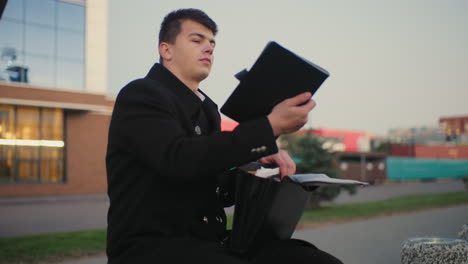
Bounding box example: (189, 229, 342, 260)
(0, 0, 113, 197)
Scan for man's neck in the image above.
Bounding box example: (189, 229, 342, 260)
(162, 63, 200, 92)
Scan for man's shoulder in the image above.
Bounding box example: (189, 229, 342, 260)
(116, 77, 172, 102)
(120, 77, 167, 94)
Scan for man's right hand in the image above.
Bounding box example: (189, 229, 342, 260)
(267, 92, 316, 136)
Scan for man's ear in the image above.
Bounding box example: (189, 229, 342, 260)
(159, 42, 172, 62)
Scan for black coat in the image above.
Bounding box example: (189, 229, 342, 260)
(106, 63, 278, 261)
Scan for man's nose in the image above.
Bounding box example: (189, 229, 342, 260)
(203, 43, 214, 54)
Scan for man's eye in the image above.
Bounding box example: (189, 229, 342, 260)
(192, 39, 201, 43)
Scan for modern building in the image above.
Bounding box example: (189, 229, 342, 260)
(0, 0, 113, 197)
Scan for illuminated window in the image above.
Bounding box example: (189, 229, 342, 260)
(0, 104, 65, 183)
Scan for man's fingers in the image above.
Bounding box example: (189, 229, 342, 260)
(283, 152, 296, 175)
(299, 99, 316, 112)
(286, 92, 312, 106)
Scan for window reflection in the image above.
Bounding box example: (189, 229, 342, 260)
(0, 0, 85, 91)
(58, 1, 85, 32)
(24, 54, 54, 87)
(25, 24, 54, 57)
(25, 0, 55, 27)
(2, 0, 24, 21)
(56, 59, 84, 90)
(57, 30, 84, 60)
(0, 21, 24, 53)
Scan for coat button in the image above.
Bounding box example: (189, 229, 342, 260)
(260, 146, 267, 152)
(203, 216, 208, 223)
(195, 126, 201, 135)
(216, 216, 223, 223)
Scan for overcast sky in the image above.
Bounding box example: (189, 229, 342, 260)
(107, 0, 468, 135)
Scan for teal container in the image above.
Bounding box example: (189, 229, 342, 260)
(387, 157, 468, 180)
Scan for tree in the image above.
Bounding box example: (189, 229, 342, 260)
(280, 131, 356, 208)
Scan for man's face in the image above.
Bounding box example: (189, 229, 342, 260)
(167, 20, 216, 83)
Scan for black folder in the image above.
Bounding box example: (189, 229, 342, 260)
(221, 41, 330, 122)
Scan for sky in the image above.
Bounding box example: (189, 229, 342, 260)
(107, 0, 468, 135)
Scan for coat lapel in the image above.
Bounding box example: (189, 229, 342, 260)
(200, 91, 221, 133)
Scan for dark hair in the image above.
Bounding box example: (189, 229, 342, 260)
(159, 8, 217, 45)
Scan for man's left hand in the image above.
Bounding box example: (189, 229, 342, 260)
(258, 150, 296, 179)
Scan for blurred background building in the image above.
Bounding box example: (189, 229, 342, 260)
(0, 0, 113, 197)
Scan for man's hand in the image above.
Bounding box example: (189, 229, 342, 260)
(267, 92, 316, 136)
(258, 150, 296, 179)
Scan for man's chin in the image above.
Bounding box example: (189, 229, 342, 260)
(195, 70, 210, 82)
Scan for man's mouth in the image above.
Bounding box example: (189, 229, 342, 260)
(200, 58, 212, 64)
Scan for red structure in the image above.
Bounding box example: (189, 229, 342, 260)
(297, 128, 372, 152)
(391, 144, 468, 159)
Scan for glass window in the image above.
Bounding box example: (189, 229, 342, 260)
(56, 59, 84, 91)
(57, 1, 85, 32)
(1, 0, 85, 91)
(57, 30, 84, 60)
(2, 0, 24, 21)
(0, 105, 65, 184)
(0, 20, 24, 54)
(0, 146, 15, 183)
(25, 24, 54, 57)
(40, 148, 64, 182)
(17, 146, 39, 182)
(0, 105, 15, 183)
(24, 54, 55, 87)
(25, 0, 55, 27)
(15, 107, 40, 182)
(16, 106, 40, 140)
(41, 108, 64, 140)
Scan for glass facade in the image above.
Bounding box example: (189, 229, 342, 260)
(0, 104, 65, 183)
(0, 0, 85, 91)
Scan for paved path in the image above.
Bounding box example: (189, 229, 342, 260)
(62, 205, 468, 264)
(0, 180, 465, 237)
(0, 194, 109, 237)
(293, 205, 468, 264)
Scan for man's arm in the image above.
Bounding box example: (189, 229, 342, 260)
(109, 80, 279, 184)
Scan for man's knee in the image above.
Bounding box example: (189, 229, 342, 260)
(252, 239, 343, 264)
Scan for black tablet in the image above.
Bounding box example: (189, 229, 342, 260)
(221, 41, 330, 122)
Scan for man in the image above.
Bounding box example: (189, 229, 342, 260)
(106, 8, 342, 264)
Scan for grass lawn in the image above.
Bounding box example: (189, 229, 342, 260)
(300, 190, 468, 225)
(1, 191, 467, 264)
(0, 229, 106, 264)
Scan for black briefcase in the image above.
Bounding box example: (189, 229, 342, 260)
(229, 163, 316, 255)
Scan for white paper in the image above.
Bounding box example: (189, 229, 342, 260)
(254, 167, 280, 178)
(288, 173, 368, 186)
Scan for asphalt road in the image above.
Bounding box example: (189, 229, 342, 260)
(0, 180, 465, 237)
